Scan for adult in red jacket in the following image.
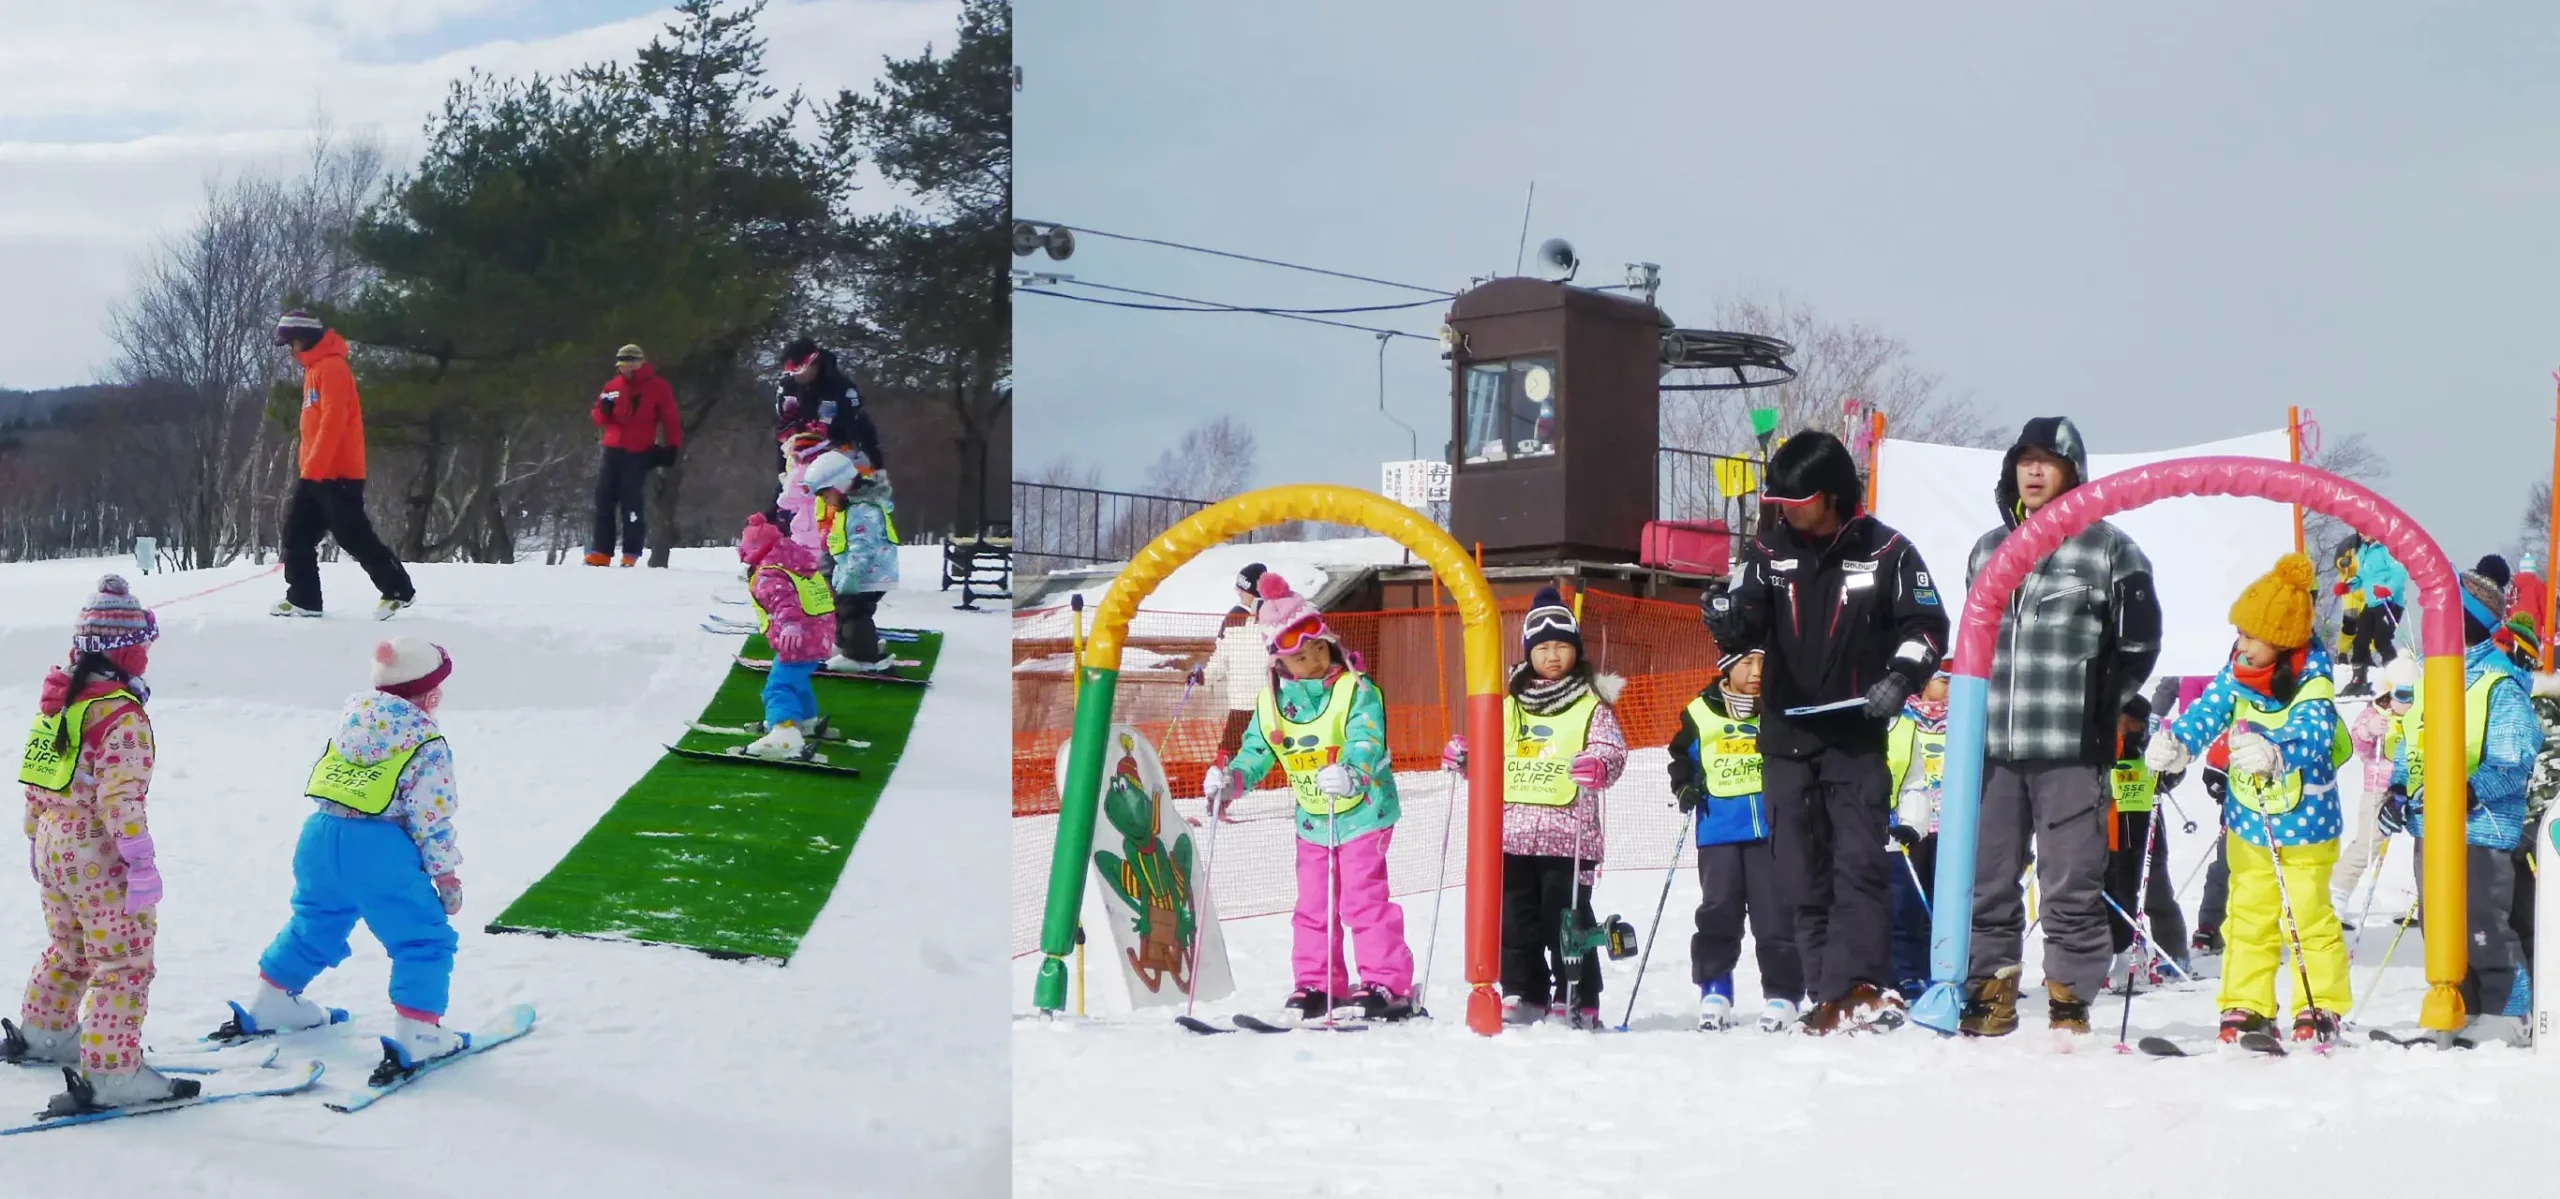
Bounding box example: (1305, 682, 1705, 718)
(588, 344, 682, 566)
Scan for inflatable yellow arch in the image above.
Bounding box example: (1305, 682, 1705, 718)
(1031, 484, 1524, 1033)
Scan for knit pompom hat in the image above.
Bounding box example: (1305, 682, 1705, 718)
(2462, 570, 2508, 645)
(72, 575, 158, 653)
(738, 513, 785, 566)
(1254, 572, 1334, 655)
(373, 638, 451, 700)
(2229, 552, 2317, 649)
(1522, 586, 1582, 655)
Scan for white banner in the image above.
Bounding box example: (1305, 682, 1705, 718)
(1380, 460, 1450, 508)
(1055, 725, 1233, 1009)
(1873, 428, 2297, 680)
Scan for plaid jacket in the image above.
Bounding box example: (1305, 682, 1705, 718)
(1967, 518, 2160, 763)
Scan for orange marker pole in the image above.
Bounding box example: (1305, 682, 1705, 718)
(2287, 406, 2305, 556)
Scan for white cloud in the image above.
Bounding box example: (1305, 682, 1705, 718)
(0, 0, 960, 387)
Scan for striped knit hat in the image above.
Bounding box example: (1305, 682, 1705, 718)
(72, 575, 157, 653)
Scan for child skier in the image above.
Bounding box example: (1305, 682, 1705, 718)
(2, 576, 187, 1114)
(2103, 695, 2189, 990)
(1668, 648, 1804, 1031)
(1883, 664, 1951, 1000)
(1202, 573, 1414, 1021)
(2146, 552, 2353, 1043)
(739, 513, 836, 759)
(2331, 654, 2417, 920)
(2381, 568, 2542, 1043)
(223, 639, 470, 1075)
(801, 448, 901, 675)
(1442, 587, 1628, 1029)
(776, 426, 832, 550)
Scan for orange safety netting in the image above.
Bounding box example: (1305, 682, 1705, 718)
(1012, 590, 1719, 814)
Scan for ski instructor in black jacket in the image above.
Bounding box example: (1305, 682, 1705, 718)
(1700, 431, 1950, 1034)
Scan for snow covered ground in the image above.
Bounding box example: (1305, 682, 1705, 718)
(1015, 725, 2559, 1197)
(0, 547, 1007, 1195)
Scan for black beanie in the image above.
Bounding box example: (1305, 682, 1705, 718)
(2476, 555, 2513, 590)
(1522, 586, 1583, 655)
(1236, 562, 1268, 595)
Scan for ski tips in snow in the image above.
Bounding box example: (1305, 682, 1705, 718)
(1, 1059, 324, 1134)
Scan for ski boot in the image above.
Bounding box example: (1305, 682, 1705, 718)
(2046, 980, 2091, 1035)
(618, 555, 639, 568)
(210, 980, 340, 1042)
(44, 1065, 197, 1116)
(271, 601, 322, 619)
(2292, 1007, 2340, 1044)
(1283, 989, 1333, 1022)
(2463, 1015, 2531, 1047)
(1756, 998, 1800, 1034)
(2101, 951, 2136, 995)
(1697, 977, 1736, 1031)
(2217, 1008, 2269, 1044)
(1843, 982, 1906, 1032)
(1569, 1004, 1604, 1031)
(0, 1018, 77, 1065)
(1959, 965, 2022, 1037)
(826, 654, 899, 675)
(2340, 667, 2372, 698)
(584, 552, 611, 567)
(375, 596, 411, 621)
(744, 722, 808, 760)
(371, 1016, 472, 1087)
(1349, 983, 1413, 1022)
(1499, 995, 1545, 1027)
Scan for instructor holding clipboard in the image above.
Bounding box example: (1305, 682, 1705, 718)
(1699, 430, 1950, 1035)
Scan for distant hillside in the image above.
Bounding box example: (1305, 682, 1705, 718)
(0, 385, 107, 427)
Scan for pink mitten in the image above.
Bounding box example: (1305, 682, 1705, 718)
(116, 834, 161, 913)
(1441, 736, 1468, 773)
(1569, 754, 1609, 789)
(433, 873, 463, 916)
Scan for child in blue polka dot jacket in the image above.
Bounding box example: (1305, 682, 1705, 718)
(2145, 552, 2353, 1044)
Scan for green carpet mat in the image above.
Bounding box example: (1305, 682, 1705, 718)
(488, 629, 943, 962)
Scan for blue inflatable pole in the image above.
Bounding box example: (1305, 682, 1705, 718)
(1910, 673, 1988, 1034)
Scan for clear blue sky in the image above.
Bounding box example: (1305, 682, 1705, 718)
(1016, 0, 2560, 564)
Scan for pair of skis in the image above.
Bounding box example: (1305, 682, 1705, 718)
(733, 655, 928, 686)
(703, 612, 923, 643)
(666, 719, 865, 777)
(1176, 1014, 1376, 1035)
(2133, 1030, 2347, 1057)
(0, 1005, 535, 1133)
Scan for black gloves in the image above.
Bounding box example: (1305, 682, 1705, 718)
(2378, 785, 2411, 836)
(1700, 577, 1746, 647)
(1675, 780, 1704, 814)
(1863, 671, 1915, 720)
(2202, 768, 2228, 803)
(1668, 759, 1702, 813)
(1887, 824, 1919, 851)
(648, 445, 680, 468)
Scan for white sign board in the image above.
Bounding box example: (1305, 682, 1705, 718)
(1055, 725, 1233, 1009)
(1381, 460, 1451, 508)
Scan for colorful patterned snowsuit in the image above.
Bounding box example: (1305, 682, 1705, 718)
(21, 684, 158, 1073)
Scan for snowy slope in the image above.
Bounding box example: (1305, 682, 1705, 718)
(1015, 712, 2555, 1198)
(0, 548, 1006, 1196)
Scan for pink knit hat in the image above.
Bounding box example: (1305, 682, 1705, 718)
(1254, 572, 1335, 655)
(738, 514, 785, 566)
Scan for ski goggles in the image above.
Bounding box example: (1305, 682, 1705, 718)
(1270, 618, 1329, 653)
(1521, 606, 1578, 644)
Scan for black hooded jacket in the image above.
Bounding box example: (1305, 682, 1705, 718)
(777, 349, 889, 471)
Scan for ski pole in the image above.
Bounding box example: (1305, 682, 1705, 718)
(2256, 802, 2329, 1035)
(1895, 841, 1931, 920)
(1618, 819, 1693, 1031)
(2344, 837, 2391, 958)
(1414, 769, 1461, 1018)
(2161, 789, 2199, 835)
(1182, 762, 1227, 1025)
(1561, 780, 1590, 1023)
(2116, 810, 2164, 1049)
(2100, 893, 2196, 984)
(1322, 746, 1343, 1027)
(2343, 894, 2422, 1028)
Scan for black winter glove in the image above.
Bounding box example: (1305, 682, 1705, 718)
(1886, 824, 1920, 851)
(2377, 786, 2411, 837)
(649, 445, 680, 468)
(1666, 757, 1697, 790)
(1700, 577, 1745, 646)
(1675, 780, 1705, 814)
(2202, 768, 2228, 803)
(1863, 671, 1915, 720)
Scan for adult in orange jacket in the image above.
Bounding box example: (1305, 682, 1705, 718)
(586, 344, 683, 567)
(273, 310, 415, 619)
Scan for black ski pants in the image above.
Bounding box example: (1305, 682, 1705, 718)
(2414, 840, 2528, 1018)
(1500, 853, 1602, 1009)
(2104, 810, 2189, 955)
(835, 591, 885, 661)
(1692, 835, 1805, 1001)
(283, 479, 413, 612)
(590, 448, 652, 558)
(1765, 747, 1896, 1004)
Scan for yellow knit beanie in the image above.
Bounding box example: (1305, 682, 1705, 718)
(2229, 552, 2318, 649)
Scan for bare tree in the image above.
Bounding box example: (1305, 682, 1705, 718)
(2302, 431, 2393, 632)
(106, 129, 386, 568)
(1141, 417, 1258, 503)
(1660, 292, 2004, 461)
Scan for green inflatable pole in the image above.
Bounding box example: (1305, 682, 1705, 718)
(1033, 665, 1122, 1013)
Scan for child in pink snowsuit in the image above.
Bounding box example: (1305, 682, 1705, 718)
(777, 427, 832, 556)
(1201, 573, 1414, 1021)
(4, 575, 189, 1111)
(739, 513, 835, 759)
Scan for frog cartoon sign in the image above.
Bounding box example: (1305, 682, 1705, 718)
(1055, 725, 1233, 1009)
